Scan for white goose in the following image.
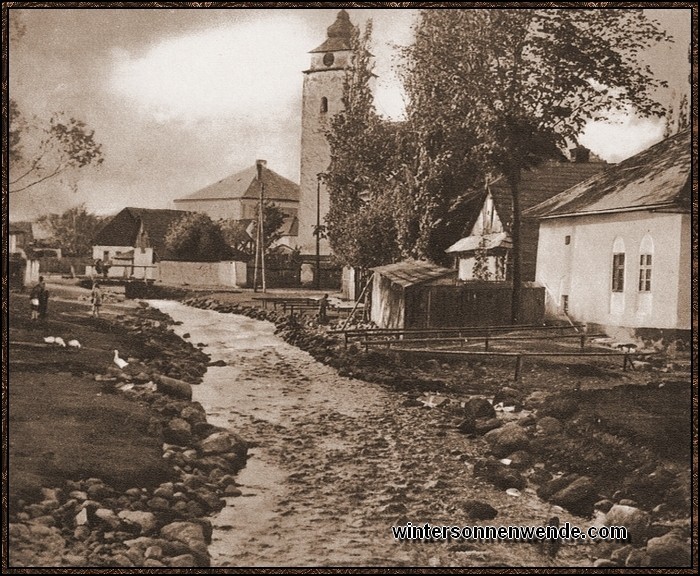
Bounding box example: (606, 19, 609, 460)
(43, 336, 56, 344)
(54, 337, 66, 347)
(68, 339, 81, 350)
(113, 350, 129, 370)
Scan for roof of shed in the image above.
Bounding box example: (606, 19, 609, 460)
(371, 260, 455, 288)
(525, 129, 691, 219)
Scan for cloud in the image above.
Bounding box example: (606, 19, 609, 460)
(110, 16, 309, 124)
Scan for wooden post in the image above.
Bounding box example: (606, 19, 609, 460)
(514, 355, 523, 382)
(580, 334, 586, 351)
(340, 273, 374, 331)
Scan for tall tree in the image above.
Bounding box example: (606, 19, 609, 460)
(403, 9, 670, 321)
(9, 99, 105, 194)
(37, 204, 104, 257)
(164, 212, 232, 262)
(324, 20, 406, 268)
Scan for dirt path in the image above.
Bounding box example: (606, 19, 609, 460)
(152, 301, 596, 568)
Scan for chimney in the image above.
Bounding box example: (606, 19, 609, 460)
(569, 146, 590, 163)
(256, 159, 267, 180)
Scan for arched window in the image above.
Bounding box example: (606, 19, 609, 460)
(611, 237, 625, 292)
(320, 97, 328, 114)
(638, 235, 654, 292)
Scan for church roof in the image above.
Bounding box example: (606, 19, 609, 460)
(310, 10, 353, 53)
(175, 163, 300, 204)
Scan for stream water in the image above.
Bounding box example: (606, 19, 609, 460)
(150, 300, 593, 568)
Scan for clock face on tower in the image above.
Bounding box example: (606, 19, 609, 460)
(323, 52, 335, 67)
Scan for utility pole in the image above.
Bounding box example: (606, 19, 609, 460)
(257, 160, 267, 293)
(315, 173, 322, 290)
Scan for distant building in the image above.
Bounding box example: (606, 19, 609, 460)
(8, 222, 40, 287)
(174, 160, 299, 222)
(526, 130, 691, 341)
(446, 152, 607, 283)
(174, 160, 299, 252)
(9, 221, 34, 257)
(92, 207, 193, 280)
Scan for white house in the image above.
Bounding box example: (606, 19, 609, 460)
(525, 130, 691, 341)
(92, 207, 193, 280)
(446, 154, 607, 282)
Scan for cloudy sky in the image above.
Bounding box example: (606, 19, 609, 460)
(8, 7, 691, 221)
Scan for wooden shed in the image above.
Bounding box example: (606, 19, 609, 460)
(370, 260, 457, 329)
(370, 260, 545, 330)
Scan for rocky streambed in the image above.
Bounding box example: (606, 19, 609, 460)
(9, 302, 247, 568)
(172, 295, 692, 568)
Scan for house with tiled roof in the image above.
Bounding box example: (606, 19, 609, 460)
(446, 150, 607, 282)
(525, 129, 691, 340)
(92, 207, 194, 280)
(174, 160, 299, 222)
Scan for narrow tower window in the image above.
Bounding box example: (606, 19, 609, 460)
(320, 97, 328, 113)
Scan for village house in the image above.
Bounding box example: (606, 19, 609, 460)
(92, 207, 192, 280)
(8, 222, 40, 288)
(525, 129, 691, 342)
(446, 150, 607, 282)
(173, 159, 300, 249)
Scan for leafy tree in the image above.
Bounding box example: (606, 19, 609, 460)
(37, 204, 104, 257)
(251, 200, 287, 255)
(220, 201, 288, 261)
(9, 99, 104, 194)
(164, 212, 232, 262)
(324, 20, 405, 269)
(402, 9, 670, 321)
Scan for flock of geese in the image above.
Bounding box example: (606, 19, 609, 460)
(42, 336, 129, 369)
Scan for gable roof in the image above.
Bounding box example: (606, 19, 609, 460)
(94, 207, 193, 257)
(372, 260, 455, 288)
(525, 130, 691, 219)
(489, 160, 608, 227)
(446, 232, 512, 254)
(175, 164, 300, 204)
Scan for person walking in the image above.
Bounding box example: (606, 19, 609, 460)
(91, 282, 103, 318)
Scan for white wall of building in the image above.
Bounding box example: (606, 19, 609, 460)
(535, 211, 689, 331)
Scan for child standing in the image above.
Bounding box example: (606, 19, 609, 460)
(29, 276, 45, 321)
(91, 282, 103, 318)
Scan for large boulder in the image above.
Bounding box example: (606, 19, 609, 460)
(118, 510, 157, 535)
(164, 418, 193, 446)
(483, 422, 530, 456)
(160, 521, 209, 566)
(605, 505, 650, 547)
(536, 416, 563, 436)
(464, 397, 496, 420)
(473, 459, 526, 490)
(646, 532, 690, 567)
(462, 500, 498, 520)
(550, 476, 597, 516)
(199, 431, 247, 460)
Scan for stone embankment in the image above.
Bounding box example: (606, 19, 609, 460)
(9, 304, 247, 568)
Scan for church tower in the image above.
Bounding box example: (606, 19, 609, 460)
(297, 10, 354, 257)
